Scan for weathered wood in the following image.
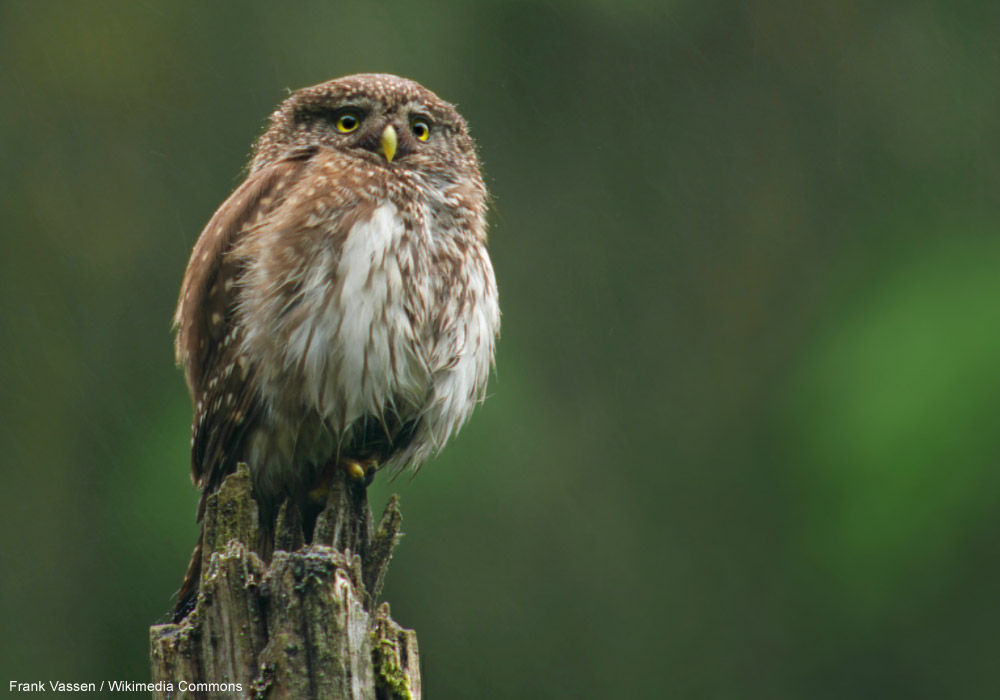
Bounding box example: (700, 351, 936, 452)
(150, 464, 419, 700)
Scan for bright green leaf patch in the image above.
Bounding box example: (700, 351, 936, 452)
(782, 234, 1000, 613)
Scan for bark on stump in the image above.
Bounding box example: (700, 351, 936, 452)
(150, 464, 420, 700)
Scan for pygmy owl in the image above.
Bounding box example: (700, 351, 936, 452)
(172, 74, 499, 617)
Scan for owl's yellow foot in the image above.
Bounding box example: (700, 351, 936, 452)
(343, 458, 378, 485)
(308, 458, 378, 503)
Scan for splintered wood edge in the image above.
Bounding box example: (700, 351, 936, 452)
(372, 602, 421, 700)
(203, 463, 259, 554)
(275, 499, 305, 552)
(364, 494, 403, 607)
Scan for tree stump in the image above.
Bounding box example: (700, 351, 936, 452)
(150, 464, 420, 700)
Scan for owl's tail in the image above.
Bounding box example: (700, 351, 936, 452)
(173, 532, 203, 622)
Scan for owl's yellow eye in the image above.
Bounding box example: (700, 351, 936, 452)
(335, 111, 361, 133)
(411, 117, 431, 141)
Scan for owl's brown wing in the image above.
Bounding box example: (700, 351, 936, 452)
(174, 151, 314, 513)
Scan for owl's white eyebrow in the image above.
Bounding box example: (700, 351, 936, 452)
(403, 100, 429, 112)
(337, 94, 375, 106)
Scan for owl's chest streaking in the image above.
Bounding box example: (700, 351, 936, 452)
(226, 157, 498, 498)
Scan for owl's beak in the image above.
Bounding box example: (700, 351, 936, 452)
(380, 125, 397, 164)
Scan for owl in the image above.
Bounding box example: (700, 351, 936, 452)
(172, 74, 499, 618)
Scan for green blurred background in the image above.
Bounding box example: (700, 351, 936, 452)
(2, 1, 999, 697)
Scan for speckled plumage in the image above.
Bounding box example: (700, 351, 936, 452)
(172, 74, 499, 616)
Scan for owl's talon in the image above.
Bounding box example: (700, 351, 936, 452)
(344, 460, 366, 481)
(341, 458, 378, 485)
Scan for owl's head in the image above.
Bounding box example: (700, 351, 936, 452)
(250, 73, 480, 183)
